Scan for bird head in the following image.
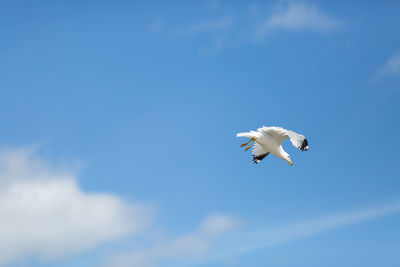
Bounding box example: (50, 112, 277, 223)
(285, 154, 293, 166)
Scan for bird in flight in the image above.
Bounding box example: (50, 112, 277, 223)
(237, 126, 309, 165)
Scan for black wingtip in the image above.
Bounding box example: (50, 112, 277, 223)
(300, 138, 309, 151)
(252, 153, 270, 164)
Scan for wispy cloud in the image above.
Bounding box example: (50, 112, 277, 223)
(206, 0, 220, 10)
(378, 52, 400, 77)
(0, 147, 153, 265)
(151, 2, 342, 52)
(220, 201, 400, 258)
(255, 2, 341, 38)
(103, 214, 239, 267)
(150, 16, 234, 52)
(104, 201, 400, 267)
(175, 17, 234, 35)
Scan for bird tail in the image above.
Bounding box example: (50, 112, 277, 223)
(236, 131, 257, 138)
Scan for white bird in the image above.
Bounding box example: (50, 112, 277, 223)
(237, 126, 309, 166)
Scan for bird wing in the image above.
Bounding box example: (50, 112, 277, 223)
(258, 126, 309, 151)
(286, 130, 309, 151)
(252, 142, 269, 164)
(258, 126, 289, 144)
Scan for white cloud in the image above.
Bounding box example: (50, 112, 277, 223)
(379, 53, 400, 77)
(0, 147, 153, 265)
(255, 2, 340, 38)
(104, 214, 239, 267)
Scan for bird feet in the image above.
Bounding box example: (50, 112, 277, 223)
(241, 138, 255, 151)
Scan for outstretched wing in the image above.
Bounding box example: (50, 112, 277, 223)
(258, 126, 309, 151)
(252, 142, 270, 164)
(287, 130, 309, 151)
(257, 126, 289, 144)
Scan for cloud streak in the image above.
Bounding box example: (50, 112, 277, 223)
(378, 52, 400, 77)
(103, 214, 239, 267)
(104, 201, 400, 267)
(151, 2, 342, 52)
(211, 201, 400, 262)
(175, 17, 234, 35)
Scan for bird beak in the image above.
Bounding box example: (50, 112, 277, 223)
(289, 161, 293, 166)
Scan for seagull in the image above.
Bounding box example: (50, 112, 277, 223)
(237, 126, 309, 166)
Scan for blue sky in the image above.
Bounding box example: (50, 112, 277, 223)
(0, 0, 400, 266)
